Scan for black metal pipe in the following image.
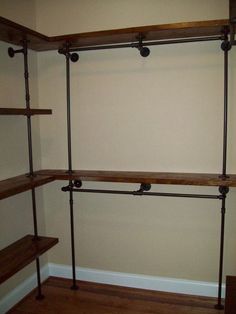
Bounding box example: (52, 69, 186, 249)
(64, 187, 222, 200)
(31, 188, 39, 238)
(35, 258, 44, 300)
(65, 46, 73, 173)
(222, 42, 228, 177)
(21, 40, 43, 300)
(215, 197, 226, 309)
(31, 188, 43, 298)
(69, 185, 78, 290)
(221, 33, 231, 178)
(69, 36, 222, 53)
(22, 40, 34, 176)
(63, 44, 78, 290)
(215, 186, 229, 310)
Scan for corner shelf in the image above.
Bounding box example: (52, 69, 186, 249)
(0, 235, 58, 284)
(0, 108, 52, 116)
(0, 174, 55, 200)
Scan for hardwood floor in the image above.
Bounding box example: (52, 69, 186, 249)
(8, 277, 224, 314)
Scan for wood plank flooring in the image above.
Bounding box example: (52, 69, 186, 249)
(8, 277, 223, 314)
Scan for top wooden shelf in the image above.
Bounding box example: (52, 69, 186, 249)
(0, 16, 229, 51)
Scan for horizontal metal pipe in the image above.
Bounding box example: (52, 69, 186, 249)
(64, 187, 222, 200)
(69, 36, 222, 53)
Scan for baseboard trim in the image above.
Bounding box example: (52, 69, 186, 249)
(0, 263, 226, 313)
(48, 263, 225, 298)
(0, 265, 49, 314)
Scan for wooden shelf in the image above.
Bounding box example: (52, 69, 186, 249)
(0, 16, 229, 51)
(35, 169, 236, 187)
(49, 20, 228, 51)
(0, 108, 52, 116)
(0, 174, 55, 200)
(2, 170, 235, 201)
(0, 235, 58, 284)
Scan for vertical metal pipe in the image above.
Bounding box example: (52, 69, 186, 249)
(221, 32, 231, 178)
(65, 44, 78, 290)
(69, 187, 78, 289)
(215, 185, 229, 310)
(22, 40, 43, 300)
(35, 258, 44, 300)
(66, 48, 73, 173)
(215, 196, 226, 309)
(214, 31, 231, 310)
(23, 41, 34, 176)
(31, 188, 39, 239)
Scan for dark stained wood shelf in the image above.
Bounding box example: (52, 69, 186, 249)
(0, 16, 229, 51)
(0, 108, 52, 116)
(0, 235, 58, 284)
(2, 170, 236, 201)
(35, 169, 236, 187)
(0, 174, 55, 200)
(49, 20, 228, 51)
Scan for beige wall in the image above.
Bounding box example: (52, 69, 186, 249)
(0, 0, 47, 301)
(35, 0, 236, 283)
(36, 0, 228, 35)
(0, 0, 36, 29)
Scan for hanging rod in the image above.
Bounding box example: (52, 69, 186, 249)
(67, 35, 223, 53)
(62, 185, 222, 200)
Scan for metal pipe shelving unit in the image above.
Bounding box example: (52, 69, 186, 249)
(1, 1, 236, 309)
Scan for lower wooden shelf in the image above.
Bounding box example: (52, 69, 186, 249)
(0, 108, 52, 116)
(0, 235, 58, 284)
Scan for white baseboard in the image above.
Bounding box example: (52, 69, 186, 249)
(0, 263, 225, 313)
(48, 263, 225, 298)
(0, 265, 49, 314)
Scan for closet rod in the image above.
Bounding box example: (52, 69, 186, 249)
(62, 186, 222, 200)
(67, 35, 223, 53)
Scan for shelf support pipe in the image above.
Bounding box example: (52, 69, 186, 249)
(8, 41, 43, 300)
(221, 30, 231, 179)
(22, 39, 44, 300)
(59, 43, 79, 290)
(215, 186, 229, 310)
(215, 30, 231, 310)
